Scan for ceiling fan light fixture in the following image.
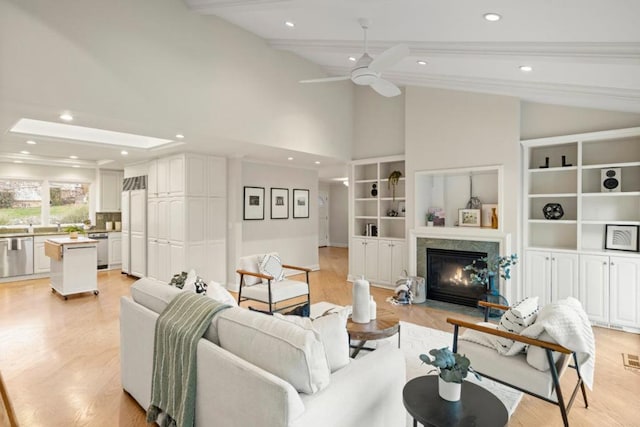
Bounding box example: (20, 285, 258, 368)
(483, 13, 501, 22)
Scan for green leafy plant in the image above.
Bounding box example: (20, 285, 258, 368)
(419, 347, 479, 383)
(63, 225, 86, 234)
(388, 170, 402, 200)
(427, 212, 435, 222)
(464, 253, 518, 286)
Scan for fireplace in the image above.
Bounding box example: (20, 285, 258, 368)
(426, 248, 487, 307)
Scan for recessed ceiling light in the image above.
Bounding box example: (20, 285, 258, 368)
(121, 150, 128, 155)
(59, 113, 73, 121)
(519, 65, 533, 72)
(20, 150, 30, 155)
(13, 160, 23, 164)
(348, 56, 357, 62)
(11, 119, 173, 149)
(26, 140, 37, 145)
(175, 134, 184, 139)
(483, 13, 501, 22)
(417, 60, 428, 66)
(287, 157, 294, 161)
(285, 21, 295, 28)
(315, 161, 321, 165)
(72, 165, 80, 168)
(69, 155, 78, 159)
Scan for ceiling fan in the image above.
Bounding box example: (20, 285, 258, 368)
(300, 18, 409, 97)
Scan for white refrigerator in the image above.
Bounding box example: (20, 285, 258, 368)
(121, 177, 147, 277)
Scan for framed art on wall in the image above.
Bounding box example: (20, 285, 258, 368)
(243, 186, 265, 220)
(270, 188, 289, 219)
(458, 209, 481, 227)
(605, 224, 639, 252)
(293, 189, 310, 218)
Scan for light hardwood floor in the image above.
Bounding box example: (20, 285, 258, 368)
(0, 247, 638, 426)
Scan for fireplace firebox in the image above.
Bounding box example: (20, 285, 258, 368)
(426, 248, 487, 307)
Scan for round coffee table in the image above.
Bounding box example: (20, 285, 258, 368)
(403, 376, 508, 427)
(346, 307, 400, 357)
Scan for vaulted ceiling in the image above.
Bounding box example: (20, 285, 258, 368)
(186, 0, 640, 113)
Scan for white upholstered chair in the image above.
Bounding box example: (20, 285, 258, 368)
(447, 301, 590, 427)
(236, 253, 311, 313)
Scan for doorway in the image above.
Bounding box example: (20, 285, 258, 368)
(318, 190, 329, 247)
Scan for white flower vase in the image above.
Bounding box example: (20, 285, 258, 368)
(352, 276, 371, 324)
(438, 377, 461, 402)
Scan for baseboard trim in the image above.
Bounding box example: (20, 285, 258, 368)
(328, 243, 348, 248)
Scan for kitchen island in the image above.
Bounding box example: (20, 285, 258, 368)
(45, 237, 99, 299)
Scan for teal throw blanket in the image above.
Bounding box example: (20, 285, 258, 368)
(147, 292, 230, 427)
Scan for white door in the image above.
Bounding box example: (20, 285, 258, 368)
(147, 198, 158, 239)
(147, 239, 158, 280)
(318, 190, 329, 247)
(108, 235, 122, 266)
(169, 198, 185, 242)
(524, 250, 552, 305)
(121, 231, 130, 274)
(609, 256, 640, 328)
(130, 190, 146, 234)
(121, 193, 130, 233)
(377, 240, 392, 284)
(552, 252, 579, 301)
(350, 238, 366, 279)
(157, 198, 169, 241)
(364, 239, 379, 282)
(34, 242, 50, 273)
(130, 233, 147, 278)
(391, 241, 406, 282)
(579, 255, 609, 323)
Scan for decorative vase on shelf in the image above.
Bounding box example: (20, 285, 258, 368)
(427, 221, 434, 227)
(371, 184, 378, 197)
(491, 207, 498, 229)
(352, 276, 371, 324)
(438, 377, 461, 402)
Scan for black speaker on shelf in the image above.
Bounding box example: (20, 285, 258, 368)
(601, 168, 621, 192)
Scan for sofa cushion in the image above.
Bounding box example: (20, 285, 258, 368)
(259, 253, 285, 283)
(207, 281, 238, 307)
(526, 331, 564, 371)
(131, 277, 182, 314)
(240, 279, 309, 303)
(494, 296, 539, 355)
(217, 308, 331, 394)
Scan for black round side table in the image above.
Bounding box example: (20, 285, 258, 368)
(403, 376, 508, 427)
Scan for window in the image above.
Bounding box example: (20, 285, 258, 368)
(0, 179, 43, 226)
(49, 182, 90, 224)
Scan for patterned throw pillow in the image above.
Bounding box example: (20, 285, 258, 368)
(494, 296, 539, 355)
(169, 270, 207, 295)
(259, 254, 285, 283)
(169, 272, 188, 289)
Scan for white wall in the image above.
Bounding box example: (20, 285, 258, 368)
(405, 86, 521, 299)
(521, 102, 640, 139)
(0, 0, 353, 161)
(228, 160, 318, 288)
(352, 87, 405, 160)
(328, 182, 349, 247)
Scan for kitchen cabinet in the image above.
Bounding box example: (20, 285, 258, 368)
(98, 170, 124, 212)
(34, 234, 66, 274)
(525, 250, 579, 305)
(377, 240, 406, 285)
(351, 237, 379, 282)
(580, 254, 640, 330)
(108, 232, 122, 268)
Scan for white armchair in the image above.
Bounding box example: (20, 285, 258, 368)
(236, 253, 311, 313)
(448, 301, 590, 427)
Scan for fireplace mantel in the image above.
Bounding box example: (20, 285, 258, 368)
(409, 226, 512, 300)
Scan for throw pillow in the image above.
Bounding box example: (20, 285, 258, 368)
(168, 271, 188, 289)
(259, 253, 285, 283)
(493, 296, 539, 355)
(208, 281, 238, 306)
(182, 269, 198, 293)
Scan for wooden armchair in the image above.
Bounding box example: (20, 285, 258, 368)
(447, 301, 588, 427)
(236, 253, 311, 313)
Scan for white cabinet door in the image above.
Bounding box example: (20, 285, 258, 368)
(148, 160, 158, 197)
(157, 199, 169, 241)
(130, 233, 146, 278)
(147, 198, 158, 239)
(364, 239, 378, 282)
(169, 156, 185, 195)
(579, 255, 609, 323)
(157, 158, 169, 196)
(130, 190, 146, 234)
(391, 241, 406, 283)
(525, 250, 552, 305)
(34, 241, 50, 273)
(185, 155, 206, 197)
(157, 241, 171, 282)
(147, 239, 159, 280)
(186, 197, 206, 242)
(170, 243, 185, 276)
(377, 240, 393, 284)
(609, 256, 640, 328)
(169, 198, 185, 242)
(121, 193, 130, 233)
(100, 170, 122, 212)
(108, 233, 122, 265)
(122, 231, 130, 273)
(350, 238, 366, 279)
(552, 252, 579, 301)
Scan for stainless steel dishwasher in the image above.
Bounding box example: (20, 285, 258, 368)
(88, 232, 109, 269)
(0, 236, 34, 277)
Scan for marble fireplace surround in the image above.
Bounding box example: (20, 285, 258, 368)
(409, 227, 513, 302)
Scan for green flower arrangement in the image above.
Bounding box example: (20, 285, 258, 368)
(419, 347, 479, 383)
(463, 253, 518, 287)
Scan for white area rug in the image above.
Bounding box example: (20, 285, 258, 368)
(357, 321, 523, 423)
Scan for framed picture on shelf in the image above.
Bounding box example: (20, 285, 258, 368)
(293, 189, 310, 218)
(270, 188, 289, 219)
(605, 224, 639, 252)
(428, 207, 446, 226)
(458, 209, 481, 227)
(243, 186, 265, 220)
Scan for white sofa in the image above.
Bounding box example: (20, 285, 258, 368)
(120, 278, 406, 427)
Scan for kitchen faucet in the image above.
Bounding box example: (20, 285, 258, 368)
(57, 223, 61, 232)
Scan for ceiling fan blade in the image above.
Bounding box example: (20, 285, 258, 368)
(370, 78, 401, 97)
(369, 44, 409, 73)
(299, 76, 351, 84)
